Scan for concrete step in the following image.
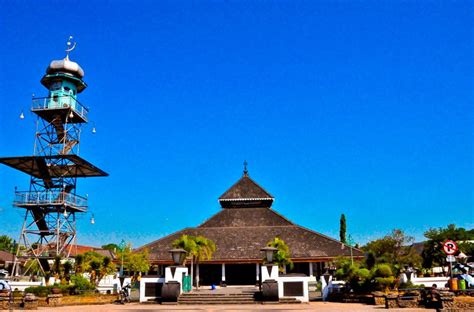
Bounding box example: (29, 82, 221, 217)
(179, 295, 255, 298)
(180, 295, 255, 299)
(178, 288, 263, 305)
(179, 301, 257, 305)
(180, 294, 255, 298)
(179, 297, 255, 302)
(178, 293, 257, 305)
(179, 299, 256, 302)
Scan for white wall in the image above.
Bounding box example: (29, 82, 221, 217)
(139, 276, 165, 303)
(277, 276, 310, 303)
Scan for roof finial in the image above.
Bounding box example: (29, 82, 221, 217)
(243, 160, 248, 177)
(65, 36, 77, 60)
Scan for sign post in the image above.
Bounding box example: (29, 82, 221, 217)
(119, 239, 126, 277)
(347, 235, 355, 266)
(442, 240, 458, 279)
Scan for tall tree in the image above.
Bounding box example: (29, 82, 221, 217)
(116, 244, 150, 276)
(193, 236, 216, 289)
(172, 235, 197, 287)
(363, 229, 421, 275)
(74, 254, 85, 274)
(101, 243, 120, 253)
(50, 256, 73, 283)
(340, 214, 347, 244)
(172, 235, 216, 289)
(266, 237, 293, 273)
(78, 251, 115, 286)
(0, 235, 14, 252)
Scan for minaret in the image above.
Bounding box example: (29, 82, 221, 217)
(0, 37, 108, 275)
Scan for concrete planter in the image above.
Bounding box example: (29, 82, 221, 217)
(0, 292, 10, 310)
(397, 295, 419, 308)
(371, 291, 385, 305)
(435, 292, 474, 311)
(23, 293, 38, 310)
(60, 294, 117, 306)
(47, 294, 63, 306)
(384, 294, 398, 309)
(384, 293, 421, 309)
(33, 293, 117, 307)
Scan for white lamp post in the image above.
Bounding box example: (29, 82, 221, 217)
(261, 246, 278, 263)
(169, 248, 187, 266)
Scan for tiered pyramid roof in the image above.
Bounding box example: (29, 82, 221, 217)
(138, 171, 363, 263)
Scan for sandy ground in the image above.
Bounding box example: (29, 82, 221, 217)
(35, 302, 436, 311)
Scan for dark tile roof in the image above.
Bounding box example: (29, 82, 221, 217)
(137, 174, 363, 263)
(199, 208, 293, 228)
(218, 175, 274, 208)
(138, 208, 363, 263)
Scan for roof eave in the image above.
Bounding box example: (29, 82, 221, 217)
(219, 198, 274, 202)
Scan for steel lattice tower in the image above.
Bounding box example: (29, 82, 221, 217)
(0, 38, 108, 275)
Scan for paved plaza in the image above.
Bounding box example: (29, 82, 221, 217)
(37, 302, 435, 311)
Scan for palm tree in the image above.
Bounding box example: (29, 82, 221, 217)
(193, 236, 216, 289)
(172, 235, 197, 287)
(23, 258, 42, 277)
(266, 237, 293, 273)
(172, 235, 216, 289)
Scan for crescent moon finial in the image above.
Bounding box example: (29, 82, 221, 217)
(65, 35, 77, 59)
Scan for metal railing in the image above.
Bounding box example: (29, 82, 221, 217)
(14, 191, 88, 210)
(32, 96, 89, 120)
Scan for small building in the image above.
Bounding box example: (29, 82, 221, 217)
(138, 169, 363, 285)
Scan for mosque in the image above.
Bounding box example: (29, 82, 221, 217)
(138, 166, 363, 286)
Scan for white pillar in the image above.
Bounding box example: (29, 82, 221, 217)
(221, 263, 226, 282)
(256, 263, 260, 282)
(309, 262, 313, 277)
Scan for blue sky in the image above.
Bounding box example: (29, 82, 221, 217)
(0, 0, 472, 249)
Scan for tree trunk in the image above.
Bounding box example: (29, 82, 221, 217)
(196, 263, 200, 289)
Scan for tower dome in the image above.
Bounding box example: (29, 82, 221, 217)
(46, 56, 85, 79)
(40, 37, 87, 93)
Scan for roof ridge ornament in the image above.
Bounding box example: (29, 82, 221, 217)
(65, 36, 77, 60)
(243, 160, 248, 177)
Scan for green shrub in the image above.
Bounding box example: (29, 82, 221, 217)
(55, 283, 74, 295)
(371, 264, 395, 291)
(12, 289, 23, 298)
(70, 274, 95, 291)
(24, 284, 74, 297)
(374, 276, 395, 289)
(24, 286, 49, 297)
(398, 280, 414, 289)
(374, 264, 392, 277)
(334, 257, 374, 292)
(357, 268, 371, 280)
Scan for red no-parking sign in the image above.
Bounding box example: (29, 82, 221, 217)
(442, 240, 458, 255)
